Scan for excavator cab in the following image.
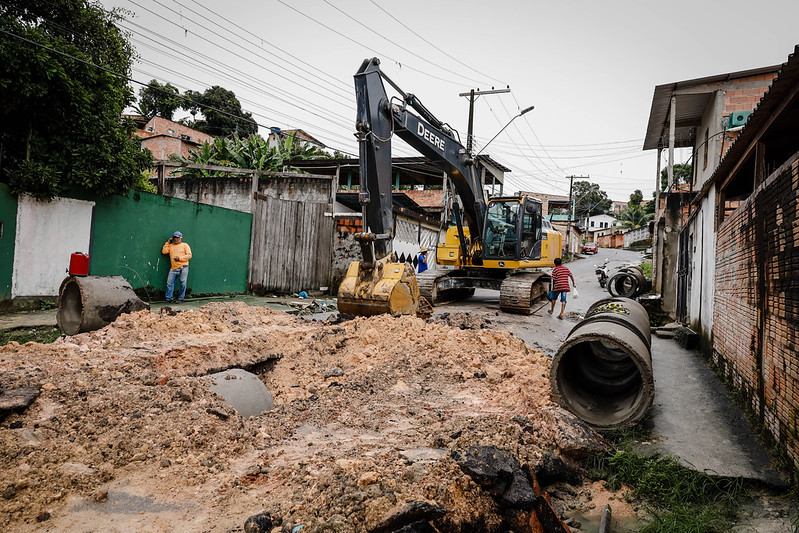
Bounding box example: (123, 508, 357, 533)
(482, 197, 542, 261)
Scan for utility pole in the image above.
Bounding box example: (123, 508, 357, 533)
(565, 175, 590, 256)
(459, 87, 510, 153)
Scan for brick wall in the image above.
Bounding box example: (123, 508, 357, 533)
(713, 154, 799, 469)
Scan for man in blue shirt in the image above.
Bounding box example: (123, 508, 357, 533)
(417, 247, 429, 273)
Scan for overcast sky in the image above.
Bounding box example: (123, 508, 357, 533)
(101, 0, 799, 202)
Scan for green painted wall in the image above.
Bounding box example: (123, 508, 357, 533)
(0, 184, 17, 300)
(89, 190, 251, 297)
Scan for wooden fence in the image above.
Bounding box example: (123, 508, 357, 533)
(249, 191, 333, 294)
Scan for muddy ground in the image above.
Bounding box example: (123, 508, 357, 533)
(0, 300, 641, 532)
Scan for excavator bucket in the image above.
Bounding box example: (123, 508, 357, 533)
(337, 256, 420, 316)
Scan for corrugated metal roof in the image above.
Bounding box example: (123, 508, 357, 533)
(643, 65, 782, 151)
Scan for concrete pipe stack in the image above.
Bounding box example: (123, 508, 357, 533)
(549, 297, 654, 428)
(57, 275, 150, 335)
(607, 265, 649, 298)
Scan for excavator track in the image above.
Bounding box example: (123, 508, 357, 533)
(499, 272, 549, 314)
(417, 271, 443, 302)
(417, 271, 476, 305)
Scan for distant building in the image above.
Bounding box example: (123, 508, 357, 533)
(127, 115, 213, 160)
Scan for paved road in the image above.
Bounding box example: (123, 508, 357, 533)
(429, 247, 643, 357)
(428, 249, 788, 487)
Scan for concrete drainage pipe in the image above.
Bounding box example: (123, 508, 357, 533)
(607, 266, 648, 298)
(549, 297, 654, 428)
(57, 275, 150, 335)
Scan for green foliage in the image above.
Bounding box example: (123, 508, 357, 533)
(617, 202, 654, 230)
(172, 134, 334, 178)
(0, 0, 153, 200)
(133, 172, 157, 193)
(628, 189, 644, 207)
(0, 326, 60, 346)
(134, 79, 182, 120)
(587, 425, 745, 533)
(573, 181, 612, 219)
(660, 163, 693, 191)
(183, 86, 258, 138)
(640, 262, 653, 278)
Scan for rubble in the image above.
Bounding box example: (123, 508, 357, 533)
(0, 302, 620, 531)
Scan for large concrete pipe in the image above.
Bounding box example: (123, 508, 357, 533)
(57, 276, 149, 335)
(607, 265, 648, 298)
(550, 297, 654, 428)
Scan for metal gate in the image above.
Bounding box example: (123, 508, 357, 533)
(249, 191, 334, 294)
(675, 228, 691, 323)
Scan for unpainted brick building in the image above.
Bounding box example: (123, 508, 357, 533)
(685, 46, 799, 470)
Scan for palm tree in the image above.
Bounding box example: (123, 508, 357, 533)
(618, 203, 654, 230)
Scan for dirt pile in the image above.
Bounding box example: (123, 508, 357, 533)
(0, 302, 606, 532)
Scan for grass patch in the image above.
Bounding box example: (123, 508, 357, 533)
(587, 429, 745, 533)
(640, 262, 653, 279)
(0, 326, 61, 346)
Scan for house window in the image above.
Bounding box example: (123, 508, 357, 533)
(591, 221, 595, 227)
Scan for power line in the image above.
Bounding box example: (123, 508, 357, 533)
(369, 0, 505, 87)
(321, 0, 488, 87)
(0, 26, 361, 156)
(189, 0, 353, 95)
(274, 0, 469, 87)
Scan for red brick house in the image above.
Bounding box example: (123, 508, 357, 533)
(644, 63, 781, 317)
(127, 115, 213, 160)
(675, 45, 799, 471)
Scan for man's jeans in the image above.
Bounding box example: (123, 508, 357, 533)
(166, 266, 188, 302)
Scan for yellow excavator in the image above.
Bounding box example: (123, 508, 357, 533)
(338, 58, 562, 316)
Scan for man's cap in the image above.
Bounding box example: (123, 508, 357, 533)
(420, 247, 428, 253)
(173, 231, 183, 238)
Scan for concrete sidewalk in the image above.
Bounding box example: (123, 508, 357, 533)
(645, 335, 788, 486)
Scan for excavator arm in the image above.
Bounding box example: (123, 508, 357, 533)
(354, 57, 487, 257)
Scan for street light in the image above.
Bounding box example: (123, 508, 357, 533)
(475, 105, 534, 156)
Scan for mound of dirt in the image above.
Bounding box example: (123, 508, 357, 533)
(0, 302, 606, 532)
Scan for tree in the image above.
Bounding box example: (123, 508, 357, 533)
(0, 0, 153, 199)
(171, 134, 334, 178)
(628, 189, 644, 207)
(660, 163, 692, 192)
(572, 181, 612, 220)
(617, 203, 654, 230)
(134, 79, 182, 120)
(183, 86, 258, 138)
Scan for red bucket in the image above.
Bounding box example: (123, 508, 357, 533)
(69, 252, 90, 276)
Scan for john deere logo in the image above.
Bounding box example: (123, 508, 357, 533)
(498, 261, 505, 267)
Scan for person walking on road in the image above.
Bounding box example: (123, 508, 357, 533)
(548, 257, 575, 319)
(162, 231, 192, 303)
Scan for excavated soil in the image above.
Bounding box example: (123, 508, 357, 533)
(0, 302, 633, 532)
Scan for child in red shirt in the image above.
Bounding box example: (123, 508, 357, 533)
(548, 257, 576, 319)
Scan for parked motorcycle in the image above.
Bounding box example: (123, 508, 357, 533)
(595, 258, 610, 288)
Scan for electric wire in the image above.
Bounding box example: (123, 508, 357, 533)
(188, 0, 353, 95)
(0, 26, 363, 157)
(130, 0, 353, 110)
(320, 0, 489, 87)
(274, 0, 470, 87)
(368, 0, 506, 87)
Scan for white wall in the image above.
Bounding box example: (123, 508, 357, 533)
(687, 186, 716, 338)
(13, 196, 94, 297)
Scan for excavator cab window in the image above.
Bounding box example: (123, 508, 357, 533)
(520, 199, 542, 259)
(484, 200, 521, 259)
